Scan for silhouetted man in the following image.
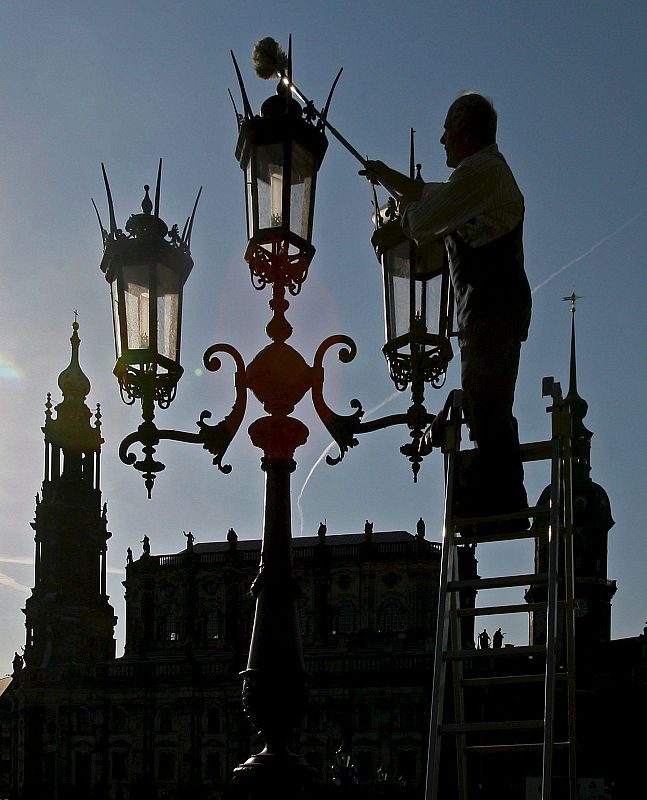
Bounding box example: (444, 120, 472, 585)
(362, 93, 531, 522)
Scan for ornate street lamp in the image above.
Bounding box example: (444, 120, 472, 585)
(235, 82, 327, 285)
(373, 205, 453, 391)
(98, 161, 199, 410)
(97, 36, 449, 800)
(368, 132, 454, 477)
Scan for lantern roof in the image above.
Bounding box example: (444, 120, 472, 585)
(95, 160, 201, 284)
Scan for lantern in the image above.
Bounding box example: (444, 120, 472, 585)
(372, 209, 454, 391)
(235, 88, 328, 284)
(99, 177, 196, 407)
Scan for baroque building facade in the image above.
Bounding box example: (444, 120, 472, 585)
(3, 319, 646, 800)
(4, 322, 446, 800)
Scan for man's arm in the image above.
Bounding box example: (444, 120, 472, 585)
(360, 160, 423, 201)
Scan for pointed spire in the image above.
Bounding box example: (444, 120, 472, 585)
(562, 293, 592, 470)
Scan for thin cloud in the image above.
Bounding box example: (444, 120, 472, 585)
(0, 573, 30, 593)
(0, 555, 124, 577)
(0, 555, 32, 566)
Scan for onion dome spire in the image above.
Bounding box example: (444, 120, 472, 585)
(57, 317, 91, 402)
(44, 318, 102, 454)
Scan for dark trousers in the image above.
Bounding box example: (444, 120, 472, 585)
(458, 330, 528, 516)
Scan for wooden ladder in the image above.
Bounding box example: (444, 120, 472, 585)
(425, 377, 577, 800)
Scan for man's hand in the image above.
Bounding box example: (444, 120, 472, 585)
(359, 160, 423, 202)
(358, 159, 389, 185)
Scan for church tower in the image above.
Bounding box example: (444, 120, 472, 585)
(22, 320, 116, 668)
(527, 300, 616, 660)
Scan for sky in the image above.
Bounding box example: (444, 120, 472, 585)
(0, 1, 646, 677)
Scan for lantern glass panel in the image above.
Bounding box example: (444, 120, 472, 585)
(156, 262, 181, 362)
(384, 240, 411, 343)
(420, 271, 442, 337)
(414, 239, 446, 338)
(255, 143, 284, 231)
(123, 263, 151, 351)
(110, 279, 122, 360)
(290, 142, 315, 241)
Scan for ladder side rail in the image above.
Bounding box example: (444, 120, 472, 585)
(425, 390, 463, 800)
(449, 530, 469, 800)
(560, 403, 577, 799)
(541, 380, 565, 800)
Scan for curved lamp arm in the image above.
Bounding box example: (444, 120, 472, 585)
(311, 335, 364, 465)
(119, 343, 248, 497)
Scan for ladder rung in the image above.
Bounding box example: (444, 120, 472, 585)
(462, 673, 568, 687)
(455, 526, 548, 544)
(464, 741, 571, 754)
(444, 644, 545, 661)
(458, 602, 546, 617)
(448, 573, 547, 591)
(519, 440, 552, 462)
(453, 504, 548, 526)
(441, 719, 544, 734)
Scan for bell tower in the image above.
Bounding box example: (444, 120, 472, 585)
(527, 297, 616, 660)
(23, 320, 116, 668)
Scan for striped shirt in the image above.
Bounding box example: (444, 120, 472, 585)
(401, 144, 524, 248)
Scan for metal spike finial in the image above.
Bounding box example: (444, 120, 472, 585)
(182, 186, 202, 249)
(91, 198, 108, 244)
(230, 50, 253, 120)
(409, 128, 415, 179)
(154, 159, 162, 218)
(319, 67, 343, 132)
(101, 163, 118, 237)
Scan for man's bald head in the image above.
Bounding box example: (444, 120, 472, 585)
(447, 93, 498, 148)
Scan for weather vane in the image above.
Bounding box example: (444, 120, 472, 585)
(562, 292, 582, 313)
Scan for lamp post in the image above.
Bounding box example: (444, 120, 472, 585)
(97, 40, 453, 799)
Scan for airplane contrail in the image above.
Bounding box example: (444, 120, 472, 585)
(297, 390, 401, 535)
(531, 206, 646, 294)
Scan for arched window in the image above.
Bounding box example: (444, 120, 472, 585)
(157, 611, 182, 642)
(206, 706, 221, 734)
(74, 751, 92, 786)
(205, 609, 223, 640)
(332, 600, 357, 635)
(111, 707, 127, 734)
(157, 706, 173, 734)
(205, 751, 222, 781)
(355, 750, 374, 782)
(111, 750, 128, 781)
(75, 708, 92, 734)
(378, 599, 407, 632)
(357, 703, 372, 730)
(398, 701, 419, 730)
(157, 750, 176, 781)
(305, 706, 323, 731)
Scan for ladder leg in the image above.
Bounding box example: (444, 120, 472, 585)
(425, 401, 462, 800)
(541, 435, 561, 800)
(562, 426, 577, 800)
